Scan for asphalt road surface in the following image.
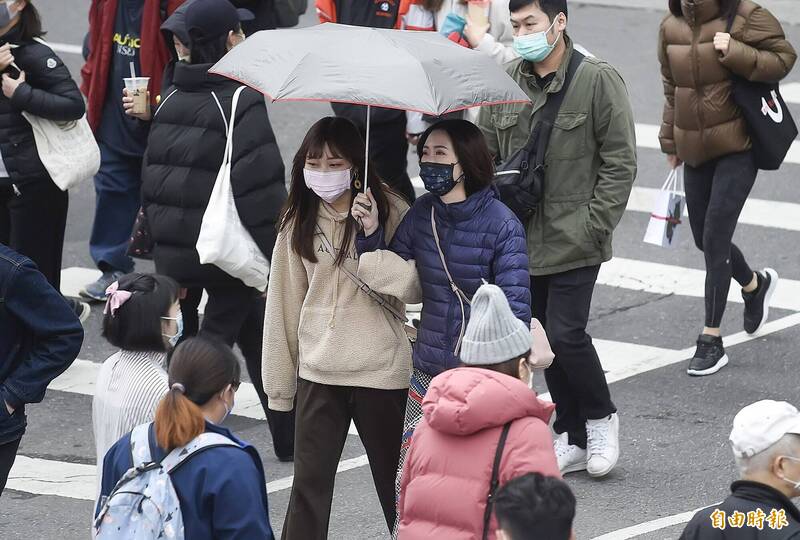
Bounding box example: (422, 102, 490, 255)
(2, 1, 800, 539)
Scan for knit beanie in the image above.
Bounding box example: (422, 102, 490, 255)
(460, 283, 532, 365)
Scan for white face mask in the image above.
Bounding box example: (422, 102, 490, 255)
(778, 455, 800, 491)
(303, 168, 352, 204)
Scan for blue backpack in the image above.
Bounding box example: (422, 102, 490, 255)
(94, 422, 238, 539)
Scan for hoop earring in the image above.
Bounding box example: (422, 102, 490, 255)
(352, 171, 363, 191)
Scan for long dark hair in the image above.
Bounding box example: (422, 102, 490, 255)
(668, 0, 739, 20)
(154, 337, 241, 451)
(417, 119, 495, 197)
(6, 1, 46, 41)
(282, 116, 392, 266)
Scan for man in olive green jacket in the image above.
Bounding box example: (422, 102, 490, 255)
(478, 0, 636, 479)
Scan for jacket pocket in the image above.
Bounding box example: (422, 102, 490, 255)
(492, 112, 525, 161)
(298, 306, 397, 374)
(548, 112, 588, 160)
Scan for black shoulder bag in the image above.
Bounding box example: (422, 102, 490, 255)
(481, 422, 512, 540)
(725, 2, 797, 170)
(495, 51, 584, 223)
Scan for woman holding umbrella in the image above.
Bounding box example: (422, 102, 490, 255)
(352, 118, 531, 506)
(262, 116, 413, 539)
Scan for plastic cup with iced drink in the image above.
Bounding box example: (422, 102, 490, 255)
(124, 77, 150, 115)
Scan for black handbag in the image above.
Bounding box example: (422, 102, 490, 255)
(725, 3, 797, 170)
(126, 207, 154, 260)
(495, 51, 584, 223)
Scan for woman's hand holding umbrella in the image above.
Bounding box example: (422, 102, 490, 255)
(352, 189, 379, 237)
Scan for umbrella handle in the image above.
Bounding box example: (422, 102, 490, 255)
(364, 104, 370, 193)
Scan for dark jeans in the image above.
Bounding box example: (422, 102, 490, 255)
(282, 379, 406, 540)
(0, 180, 68, 290)
(0, 437, 22, 497)
(181, 284, 295, 460)
(532, 265, 616, 448)
(89, 143, 142, 273)
(684, 151, 757, 328)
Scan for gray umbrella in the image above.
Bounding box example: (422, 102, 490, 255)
(210, 23, 530, 189)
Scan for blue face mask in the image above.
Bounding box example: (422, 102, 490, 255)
(440, 12, 466, 37)
(513, 15, 561, 63)
(161, 310, 184, 349)
(419, 162, 463, 197)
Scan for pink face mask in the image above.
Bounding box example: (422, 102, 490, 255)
(303, 168, 352, 204)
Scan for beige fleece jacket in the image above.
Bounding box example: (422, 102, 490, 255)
(262, 193, 413, 412)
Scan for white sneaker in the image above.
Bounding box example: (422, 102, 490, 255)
(586, 413, 620, 478)
(553, 432, 587, 474)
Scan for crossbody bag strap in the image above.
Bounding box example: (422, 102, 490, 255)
(482, 421, 513, 540)
(314, 225, 407, 324)
(430, 207, 471, 305)
(726, 0, 741, 33)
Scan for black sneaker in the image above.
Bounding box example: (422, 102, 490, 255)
(687, 334, 729, 377)
(742, 268, 779, 335)
(65, 297, 91, 325)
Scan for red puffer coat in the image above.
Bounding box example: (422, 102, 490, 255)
(397, 368, 561, 540)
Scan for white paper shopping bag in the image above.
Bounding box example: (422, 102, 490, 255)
(644, 169, 684, 248)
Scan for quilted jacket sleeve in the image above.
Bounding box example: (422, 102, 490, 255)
(10, 45, 85, 122)
(498, 418, 562, 486)
(492, 218, 531, 325)
(230, 89, 288, 260)
(720, 6, 797, 83)
(658, 20, 677, 156)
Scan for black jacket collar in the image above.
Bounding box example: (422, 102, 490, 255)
(731, 480, 800, 522)
(172, 62, 237, 93)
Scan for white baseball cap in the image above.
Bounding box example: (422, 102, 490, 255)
(730, 400, 800, 458)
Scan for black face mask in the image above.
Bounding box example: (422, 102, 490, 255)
(419, 162, 463, 196)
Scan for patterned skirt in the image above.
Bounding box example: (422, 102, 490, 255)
(392, 368, 434, 537)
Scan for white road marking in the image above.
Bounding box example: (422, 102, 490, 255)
(599, 258, 800, 312)
(46, 42, 84, 56)
(6, 453, 367, 502)
(777, 82, 800, 105)
(626, 186, 800, 232)
(591, 503, 716, 540)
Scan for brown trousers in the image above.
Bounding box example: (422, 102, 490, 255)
(281, 379, 406, 540)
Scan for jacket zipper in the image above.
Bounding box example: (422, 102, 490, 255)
(11, 184, 21, 197)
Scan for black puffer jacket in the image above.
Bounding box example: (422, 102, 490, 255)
(0, 28, 85, 189)
(141, 62, 287, 288)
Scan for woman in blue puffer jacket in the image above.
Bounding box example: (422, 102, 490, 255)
(352, 118, 531, 508)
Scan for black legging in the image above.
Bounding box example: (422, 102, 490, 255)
(684, 150, 756, 328)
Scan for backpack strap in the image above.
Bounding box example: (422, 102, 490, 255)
(129, 423, 154, 467)
(160, 432, 240, 474)
(314, 224, 407, 324)
(725, 0, 741, 32)
(482, 422, 512, 540)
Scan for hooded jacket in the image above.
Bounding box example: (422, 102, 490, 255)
(658, 0, 796, 167)
(262, 192, 413, 412)
(0, 27, 85, 189)
(397, 368, 560, 540)
(141, 61, 287, 288)
(356, 187, 531, 377)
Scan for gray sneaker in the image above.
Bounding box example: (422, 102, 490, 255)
(79, 270, 125, 302)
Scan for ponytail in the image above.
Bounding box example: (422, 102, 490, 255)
(153, 337, 241, 451)
(154, 385, 205, 451)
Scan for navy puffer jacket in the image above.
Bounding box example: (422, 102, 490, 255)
(357, 186, 531, 376)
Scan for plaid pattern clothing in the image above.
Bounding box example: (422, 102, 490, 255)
(392, 368, 434, 538)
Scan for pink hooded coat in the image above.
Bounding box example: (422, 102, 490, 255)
(397, 368, 561, 540)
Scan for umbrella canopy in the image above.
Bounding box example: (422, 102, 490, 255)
(209, 23, 530, 115)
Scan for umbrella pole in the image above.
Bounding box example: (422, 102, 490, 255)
(364, 105, 371, 193)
